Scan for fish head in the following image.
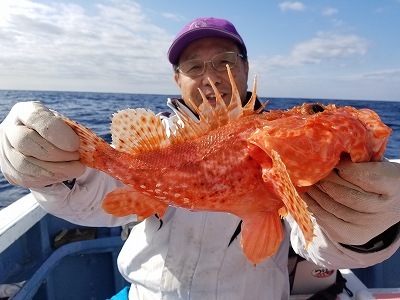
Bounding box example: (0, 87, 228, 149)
(249, 102, 392, 187)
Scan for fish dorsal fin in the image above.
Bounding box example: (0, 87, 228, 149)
(111, 108, 171, 154)
(242, 75, 258, 116)
(171, 66, 259, 140)
(205, 80, 229, 127)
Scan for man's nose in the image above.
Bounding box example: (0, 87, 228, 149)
(201, 62, 221, 85)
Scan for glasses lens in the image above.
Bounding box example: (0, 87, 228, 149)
(178, 59, 204, 77)
(178, 52, 239, 77)
(211, 52, 238, 71)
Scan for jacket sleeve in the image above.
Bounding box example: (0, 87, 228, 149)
(30, 167, 138, 227)
(287, 215, 400, 269)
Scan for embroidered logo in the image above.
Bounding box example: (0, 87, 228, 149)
(189, 20, 209, 29)
(311, 268, 335, 278)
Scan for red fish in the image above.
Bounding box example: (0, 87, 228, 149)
(62, 69, 392, 264)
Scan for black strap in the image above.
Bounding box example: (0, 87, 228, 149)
(340, 222, 399, 253)
(228, 220, 242, 246)
(62, 178, 76, 189)
(155, 213, 163, 230)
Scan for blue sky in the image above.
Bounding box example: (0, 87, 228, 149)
(1, 0, 399, 101)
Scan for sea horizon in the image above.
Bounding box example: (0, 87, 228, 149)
(1, 88, 399, 103)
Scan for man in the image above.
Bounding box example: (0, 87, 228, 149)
(0, 17, 399, 300)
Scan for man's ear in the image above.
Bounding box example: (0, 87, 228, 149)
(174, 72, 181, 87)
(244, 60, 249, 77)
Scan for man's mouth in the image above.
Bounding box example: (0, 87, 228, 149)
(205, 93, 227, 106)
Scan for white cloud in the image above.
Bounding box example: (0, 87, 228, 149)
(330, 18, 345, 27)
(344, 69, 400, 83)
(0, 0, 175, 93)
(265, 32, 367, 68)
(322, 7, 338, 16)
(161, 12, 185, 21)
(279, 1, 305, 12)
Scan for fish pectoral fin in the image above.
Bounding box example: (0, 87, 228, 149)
(240, 212, 284, 264)
(111, 109, 171, 154)
(102, 186, 168, 220)
(263, 150, 315, 247)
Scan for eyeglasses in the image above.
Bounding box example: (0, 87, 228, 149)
(176, 52, 244, 77)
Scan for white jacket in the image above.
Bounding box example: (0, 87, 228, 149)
(31, 167, 400, 300)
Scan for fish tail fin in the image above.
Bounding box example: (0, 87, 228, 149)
(62, 116, 111, 168)
(240, 212, 284, 264)
(102, 186, 168, 220)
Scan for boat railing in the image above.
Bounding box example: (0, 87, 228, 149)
(0, 193, 46, 254)
(0, 193, 127, 299)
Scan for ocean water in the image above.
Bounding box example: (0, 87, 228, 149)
(0, 90, 399, 207)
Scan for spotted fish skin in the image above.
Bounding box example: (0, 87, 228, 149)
(62, 69, 392, 264)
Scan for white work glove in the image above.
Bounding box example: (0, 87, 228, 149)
(0, 101, 85, 188)
(303, 158, 400, 246)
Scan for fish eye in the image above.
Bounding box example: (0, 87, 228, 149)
(311, 104, 324, 114)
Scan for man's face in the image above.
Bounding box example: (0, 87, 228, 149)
(174, 37, 249, 111)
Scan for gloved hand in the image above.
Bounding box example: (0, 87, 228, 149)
(303, 158, 400, 246)
(0, 101, 86, 188)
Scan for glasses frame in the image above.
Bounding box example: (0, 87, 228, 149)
(176, 52, 245, 77)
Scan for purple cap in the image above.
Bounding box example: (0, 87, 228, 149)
(167, 17, 247, 65)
